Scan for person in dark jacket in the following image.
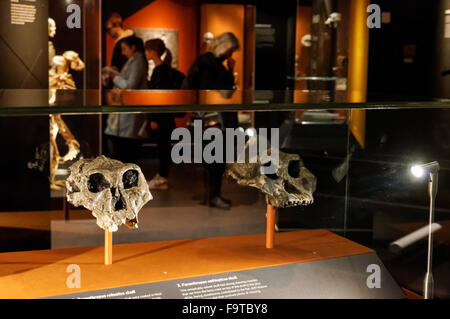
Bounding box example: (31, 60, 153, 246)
(146, 39, 185, 90)
(145, 39, 185, 190)
(181, 32, 240, 209)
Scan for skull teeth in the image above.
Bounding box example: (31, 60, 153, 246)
(284, 198, 311, 207)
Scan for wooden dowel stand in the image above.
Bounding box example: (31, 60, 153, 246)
(105, 230, 112, 265)
(266, 204, 276, 248)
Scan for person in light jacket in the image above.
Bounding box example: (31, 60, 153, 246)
(104, 35, 148, 163)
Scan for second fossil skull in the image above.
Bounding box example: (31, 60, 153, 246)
(227, 135, 316, 208)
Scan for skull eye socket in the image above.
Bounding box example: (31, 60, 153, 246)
(123, 169, 139, 189)
(87, 173, 110, 193)
(288, 160, 301, 178)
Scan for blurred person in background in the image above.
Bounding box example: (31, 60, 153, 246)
(144, 39, 185, 190)
(105, 12, 134, 72)
(104, 35, 148, 163)
(182, 32, 239, 209)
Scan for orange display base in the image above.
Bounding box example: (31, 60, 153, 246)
(0, 230, 372, 299)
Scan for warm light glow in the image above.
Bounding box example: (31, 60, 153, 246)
(411, 165, 424, 178)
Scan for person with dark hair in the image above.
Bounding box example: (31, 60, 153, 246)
(102, 13, 135, 156)
(104, 35, 148, 163)
(144, 38, 185, 190)
(109, 35, 148, 89)
(145, 39, 185, 89)
(182, 32, 240, 209)
(105, 12, 134, 71)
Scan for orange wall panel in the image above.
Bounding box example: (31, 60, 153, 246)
(295, 6, 311, 82)
(106, 0, 198, 75)
(294, 6, 312, 118)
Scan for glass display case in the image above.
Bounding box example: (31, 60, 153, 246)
(0, 0, 449, 301)
(0, 89, 449, 299)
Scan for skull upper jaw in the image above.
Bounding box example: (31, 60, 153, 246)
(266, 192, 314, 208)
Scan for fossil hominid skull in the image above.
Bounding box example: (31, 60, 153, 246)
(227, 135, 316, 208)
(66, 156, 152, 232)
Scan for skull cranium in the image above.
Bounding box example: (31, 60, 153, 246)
(227, 135, 316, 208)
(66, 156, 152, 232)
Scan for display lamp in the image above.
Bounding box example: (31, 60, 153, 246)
(410, 161, 440, 299)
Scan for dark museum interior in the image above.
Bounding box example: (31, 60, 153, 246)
(0, 0, 449, 300)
